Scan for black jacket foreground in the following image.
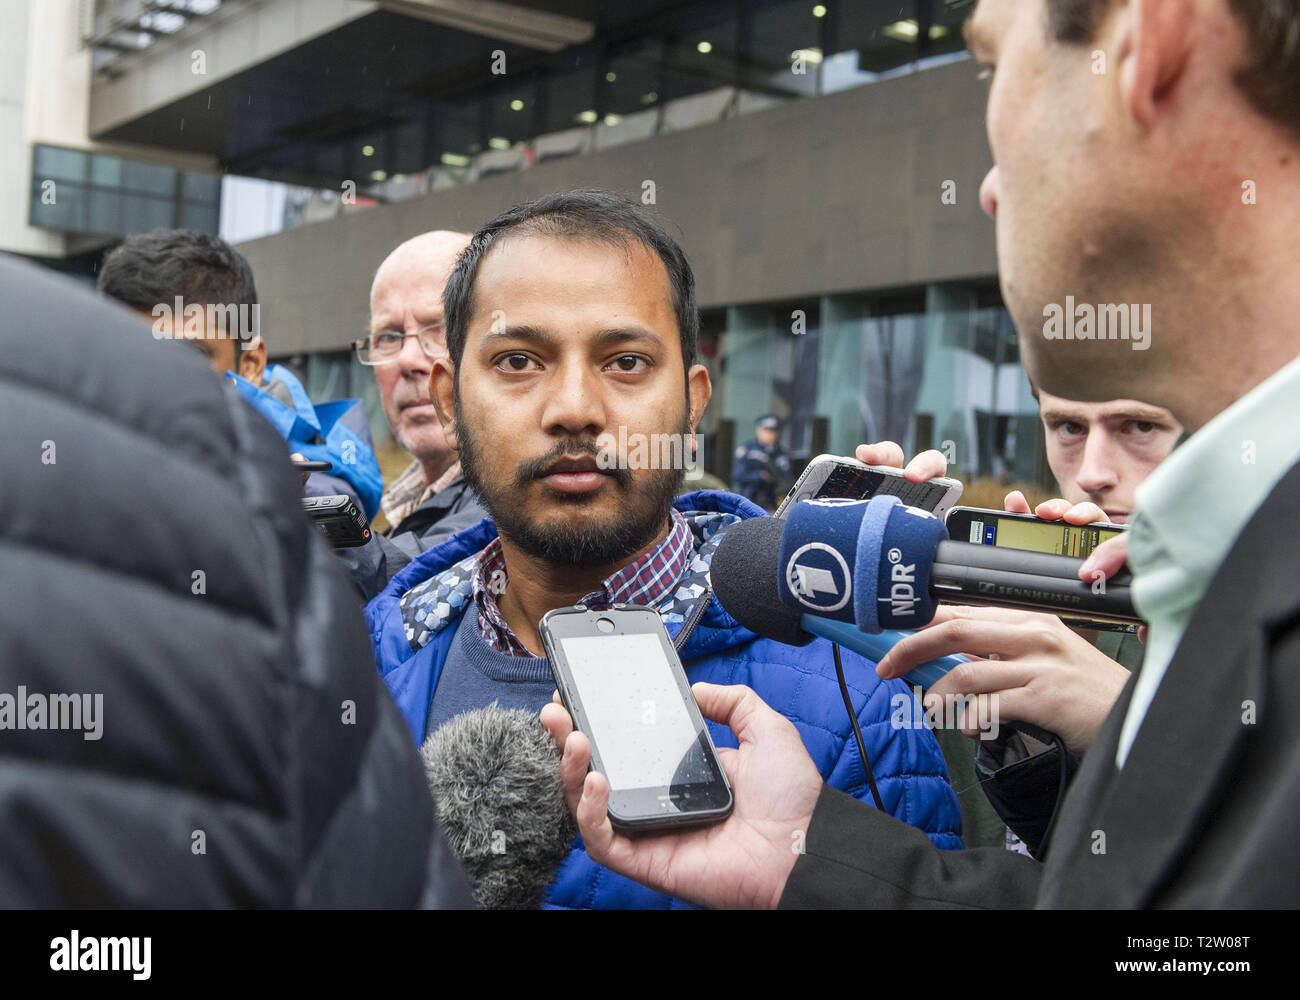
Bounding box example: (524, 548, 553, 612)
(781, 450, 1300, 908)
(0, 257, 473, 907)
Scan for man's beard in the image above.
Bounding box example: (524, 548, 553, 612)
(456, 398, 688, 568)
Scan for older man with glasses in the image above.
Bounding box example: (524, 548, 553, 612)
(343, 231, 487, 600)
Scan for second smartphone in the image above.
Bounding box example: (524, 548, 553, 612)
(776, 454, 964, 519)
(944, 506, 1126, 561)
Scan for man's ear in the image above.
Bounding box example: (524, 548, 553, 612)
(1117, 0, 1194, 132)
(686, 364, 712, 433)
(237, 337, 267, 386)
(430, 356, 459, 451)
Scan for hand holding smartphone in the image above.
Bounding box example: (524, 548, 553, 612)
(776, 454, 964, 519)
(539, 605, 733, 832)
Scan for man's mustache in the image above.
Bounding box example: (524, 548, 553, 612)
(516, 439, 632, 489)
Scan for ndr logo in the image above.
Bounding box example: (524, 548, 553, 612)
(884, 546, 920, 619)
(786, 542, 851, 613)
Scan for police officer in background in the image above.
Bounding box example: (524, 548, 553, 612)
(731, 414, 790, 511)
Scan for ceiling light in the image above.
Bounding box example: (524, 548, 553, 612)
(883, 19, 919, 41)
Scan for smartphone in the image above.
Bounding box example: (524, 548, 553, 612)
(944, 506, 1132, 632)
(539, 604, 734, 832)
(775, 454, 964, 519)
(303, 494, 372, 548)
(292, 459, 333, 472)
(944, 506, 1126, 560)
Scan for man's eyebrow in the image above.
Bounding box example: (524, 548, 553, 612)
(479, 325, 665, 350)
(591, 327, 664, 350)
(1099, 407, 1176, 424)
(481, 324, 553, 346)
(369, 312, 441, 334)
(1041, 406, 1173, 425)
(1040, 407, 1089, 425)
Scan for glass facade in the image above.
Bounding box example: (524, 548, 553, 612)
(29, 145, 221, 239)
(714, 280, 1049, 490)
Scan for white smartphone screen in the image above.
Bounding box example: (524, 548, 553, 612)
(560, 632, 714, 791)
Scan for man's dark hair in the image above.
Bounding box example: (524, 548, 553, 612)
(97, 229, 259, 345)
(442, 188, 699, 375)
(1045, 0, 1300, 138)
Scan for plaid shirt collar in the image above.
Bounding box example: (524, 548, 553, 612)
(381, 459, 463, 528)
(471, 509, 694, 657)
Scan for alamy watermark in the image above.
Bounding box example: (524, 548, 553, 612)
(151, 297, 260, 348)
(890, 685, 1000, 740)
(50, 931, 150, 980)
(595, 428, 706, 481)
(1043, 296, 1151, 351)
(1, 687, 103, 740)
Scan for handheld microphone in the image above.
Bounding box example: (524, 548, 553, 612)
(711, 516, 966, 689)
(420, 705, 577, 909)
(777, 496, 1139, 632)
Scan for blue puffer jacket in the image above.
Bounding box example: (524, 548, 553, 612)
(367, 491, 964, 908)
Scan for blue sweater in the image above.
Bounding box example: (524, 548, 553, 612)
(366, 491, 964, 908)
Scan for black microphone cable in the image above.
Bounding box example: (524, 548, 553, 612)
(832, 644, 885, 811)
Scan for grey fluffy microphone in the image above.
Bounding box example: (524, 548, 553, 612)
(420, 704, 577, 909)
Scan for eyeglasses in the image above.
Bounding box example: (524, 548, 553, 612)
(354, 323, 447, 365)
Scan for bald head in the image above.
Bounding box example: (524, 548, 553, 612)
(370, 230, 471, 326)
(369, 230, 471, 482)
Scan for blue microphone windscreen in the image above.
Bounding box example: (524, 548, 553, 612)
(854, 495, 948, 633)
(777, 498, 871, 624)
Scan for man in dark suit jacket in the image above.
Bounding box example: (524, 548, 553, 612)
(539, 0, 1300, 908)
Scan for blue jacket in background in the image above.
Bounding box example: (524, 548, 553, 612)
(366, 490, 964, 908)
(228, 363, 383, 519)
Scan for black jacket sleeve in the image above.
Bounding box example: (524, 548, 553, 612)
(779, 785, 1043, 909)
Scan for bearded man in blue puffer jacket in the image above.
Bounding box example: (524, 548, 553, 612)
(366, 190, 963, 909)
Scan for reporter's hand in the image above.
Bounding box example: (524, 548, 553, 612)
(1006, 491, 1136, 628)
(539, 683, 823, 910)
(855, 441, 950, 482)
(1077, 533, 1145, 643)
(1002, 490, 1106, 528)
(1079, 532, 1129, 584)
(875, 605, 1130, 754)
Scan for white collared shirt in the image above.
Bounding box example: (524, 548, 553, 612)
(1118, 353, 1300, 767)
